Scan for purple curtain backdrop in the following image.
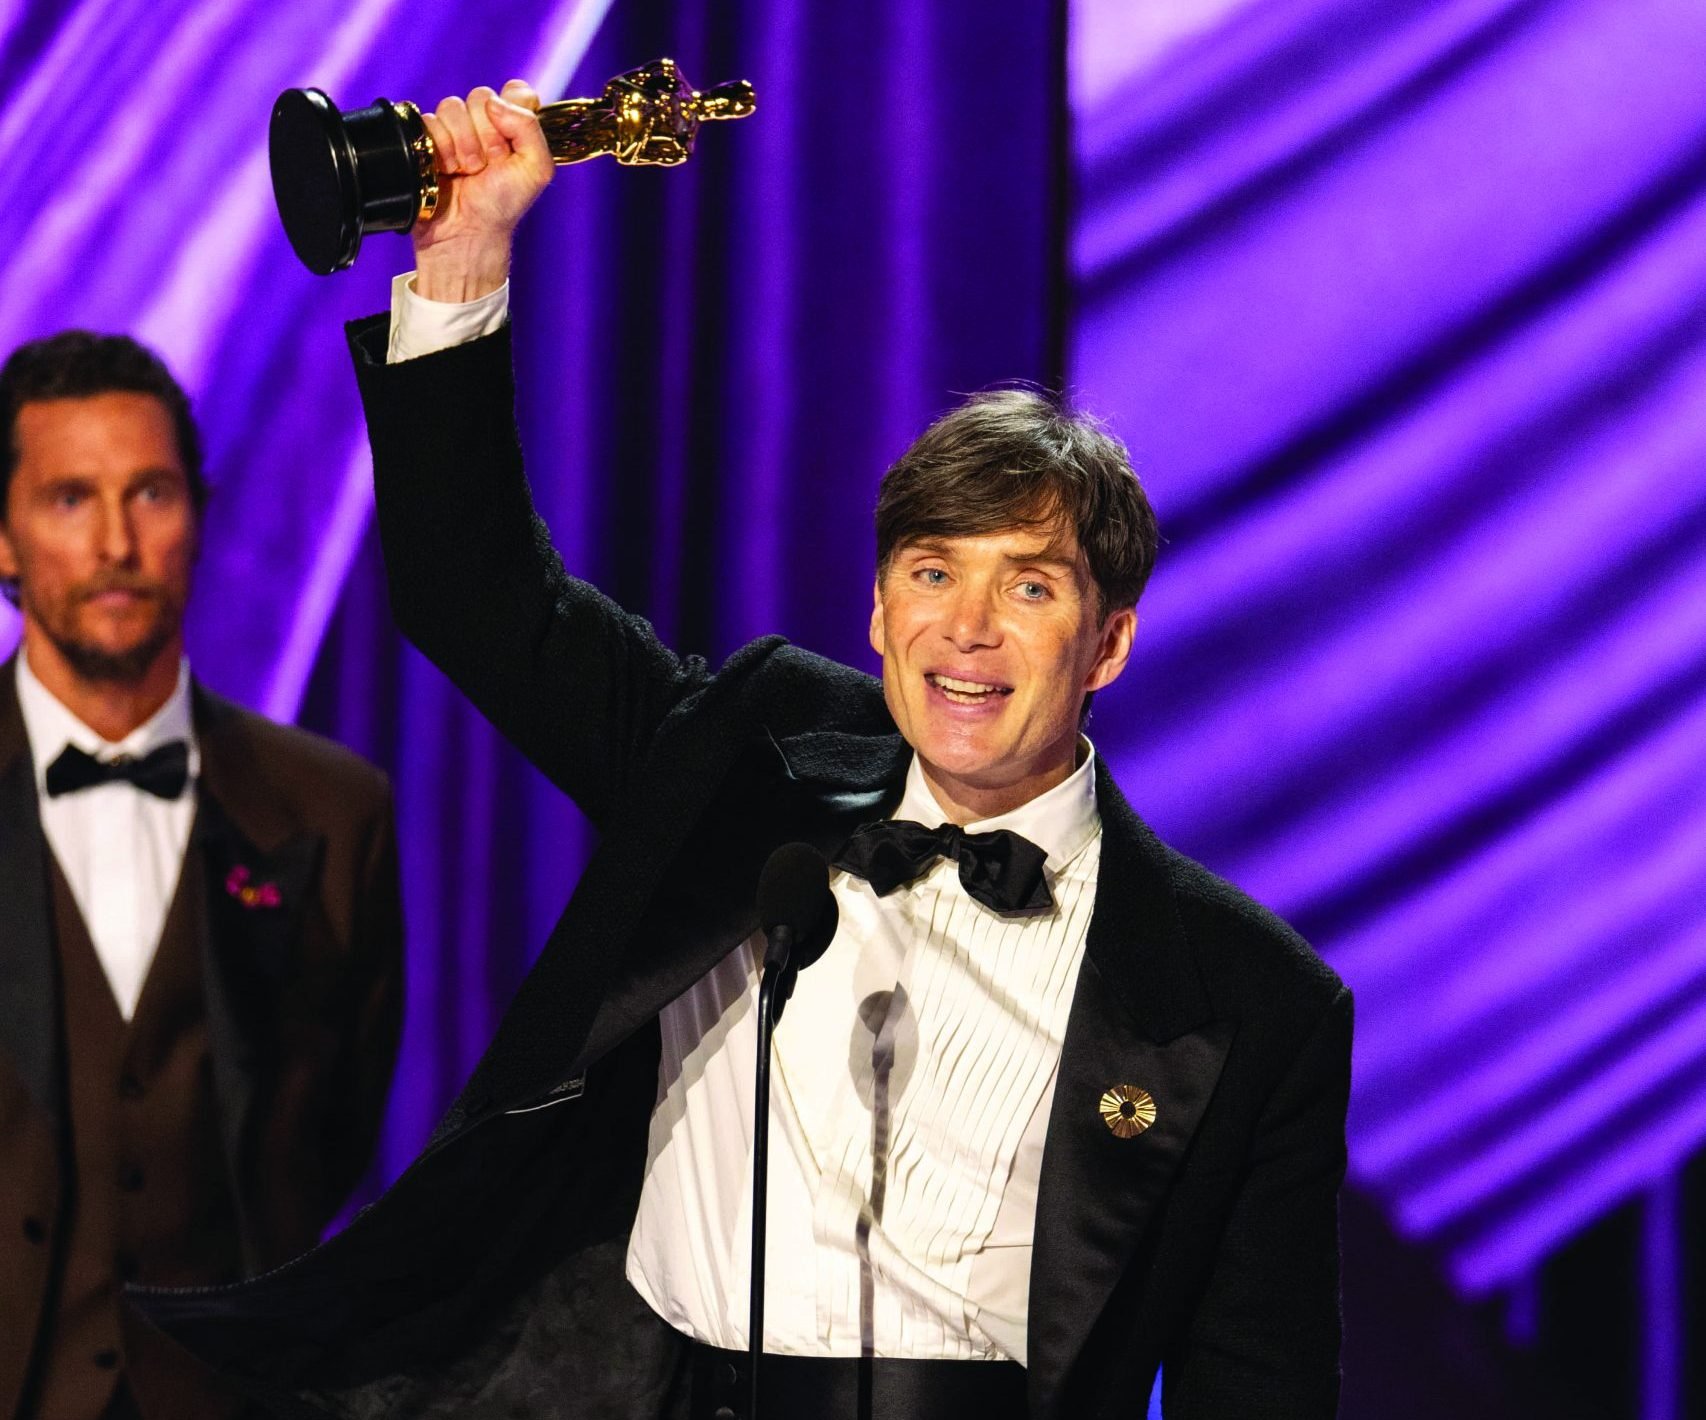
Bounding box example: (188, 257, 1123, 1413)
(6, 0, 1705, 1412)
(1070, 0, 1706, 1413)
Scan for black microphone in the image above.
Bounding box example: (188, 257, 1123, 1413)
(757, 842, 838, 1021)
(748, 843, 836, 1420)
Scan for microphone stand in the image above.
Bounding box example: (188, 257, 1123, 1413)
(749, 929, 794, 1420)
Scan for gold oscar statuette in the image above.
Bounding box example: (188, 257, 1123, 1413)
(269, 57, 756, 274)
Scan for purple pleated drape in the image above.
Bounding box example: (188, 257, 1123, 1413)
(8, 0, 1704, 1410)
(1070, 0, 1706, 1413)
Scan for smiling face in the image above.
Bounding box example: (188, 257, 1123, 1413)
(869, 522, 1135, 823)
(0, 392, 196, 699)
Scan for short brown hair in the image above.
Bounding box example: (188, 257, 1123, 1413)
(875, 388, 1157, 617)
(0, 330, 208, 516)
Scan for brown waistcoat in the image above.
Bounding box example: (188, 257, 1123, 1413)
(0, 672, 403, 1420)
(18, 855, 244, 1420)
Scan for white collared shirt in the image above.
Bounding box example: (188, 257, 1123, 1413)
(389, 279, 1106, 1363)
(627, 750, 1102, 1363)
(15, 652, 200, 1019)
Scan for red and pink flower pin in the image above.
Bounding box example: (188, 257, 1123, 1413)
(224, 864, 283, 910)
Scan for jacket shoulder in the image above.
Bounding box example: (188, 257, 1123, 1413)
(747, 642, 890, 736)
(195, 689, 392, 814)
(1163, 843, 1346, 1015)
(1096, 763, 1344, 1017)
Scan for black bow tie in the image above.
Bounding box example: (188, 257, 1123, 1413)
(45, 741, 190, 801)
(833, 819, 1054, 914)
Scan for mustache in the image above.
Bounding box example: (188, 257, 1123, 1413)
(74, 574, 163, 602)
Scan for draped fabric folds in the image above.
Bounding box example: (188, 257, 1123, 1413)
(10, 0, 1704, 1407)
(1069, 0, 1706, 1302)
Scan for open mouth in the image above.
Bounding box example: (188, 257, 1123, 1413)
(927, 672, 1013, 706)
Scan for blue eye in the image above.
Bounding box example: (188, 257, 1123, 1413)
(918, 567, 948, 584)
(137, 479, 183, 505)
(1019, 581, 1048, 600)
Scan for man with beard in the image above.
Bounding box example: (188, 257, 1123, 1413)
(0, 331, 405, 1420)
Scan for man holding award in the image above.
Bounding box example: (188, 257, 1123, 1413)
(145, 81, 1352, 1419)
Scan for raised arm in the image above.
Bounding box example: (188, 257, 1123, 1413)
(354, 83, 722, 826)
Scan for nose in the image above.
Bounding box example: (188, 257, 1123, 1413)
(96, 496, 139, 566)
(943, 580, 1000, 651)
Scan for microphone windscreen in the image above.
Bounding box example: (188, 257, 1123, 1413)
(757, 843, 839, 1008)
(758, 842, 833, 937)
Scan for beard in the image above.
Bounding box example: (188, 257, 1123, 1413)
(51, 620, 176, 683)
(28, 577, 182, 686)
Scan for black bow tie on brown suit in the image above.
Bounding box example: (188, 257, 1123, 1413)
(44, 741, 191, 800)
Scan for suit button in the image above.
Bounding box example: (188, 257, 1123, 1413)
(93, 1349, 120, 1370)
(118, 1073, 145, 1100)
(118, 1164, 145, 1193)
(22, 1216, 46, 1244)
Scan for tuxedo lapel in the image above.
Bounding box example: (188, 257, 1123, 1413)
(191, 688, 324, 1206)
(0, 668, 59, 1127)
(566, 727, 910, 1087)
(1026, 764, 1233, 1415)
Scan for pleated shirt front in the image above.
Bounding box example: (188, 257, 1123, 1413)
(627, 747, 1102, 1363)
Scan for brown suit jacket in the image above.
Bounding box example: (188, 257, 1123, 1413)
(0, 660, 404, 1418)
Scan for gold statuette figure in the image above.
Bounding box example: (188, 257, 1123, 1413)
(537, 57, 755, 167)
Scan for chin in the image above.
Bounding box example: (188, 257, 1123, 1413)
(52, 626, 177, 686)
(917, 744, 1014, 788)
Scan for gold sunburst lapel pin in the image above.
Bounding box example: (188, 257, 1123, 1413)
(1099, 1084, 1157, 1139)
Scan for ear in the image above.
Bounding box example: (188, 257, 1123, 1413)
(1083, 607, 1136, 694)
(868, 579, 887, 658)
(0, 519, 17, 584)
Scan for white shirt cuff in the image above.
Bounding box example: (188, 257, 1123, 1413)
(386, 272, 511, 363)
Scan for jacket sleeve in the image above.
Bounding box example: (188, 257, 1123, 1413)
(348, 315, 711, 830)
(1164, 985, 1353, 1420)
(315, 777, 404, 1216)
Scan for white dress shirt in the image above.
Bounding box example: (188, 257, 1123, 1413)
(388, 278, 1104, 1363)
(15, 651, 200, 1019)
(627, 753, 1100, 1363)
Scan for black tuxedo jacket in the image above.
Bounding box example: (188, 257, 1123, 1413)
(0, 665, 404, 1417)
(139, 323, 1350, 1420)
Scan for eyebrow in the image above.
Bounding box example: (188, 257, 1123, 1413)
(37, 466, 184, 487)
(1007, 548, 1078, 572)
(33, 474, 97, 494)
(900, 539, 1079, 570)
